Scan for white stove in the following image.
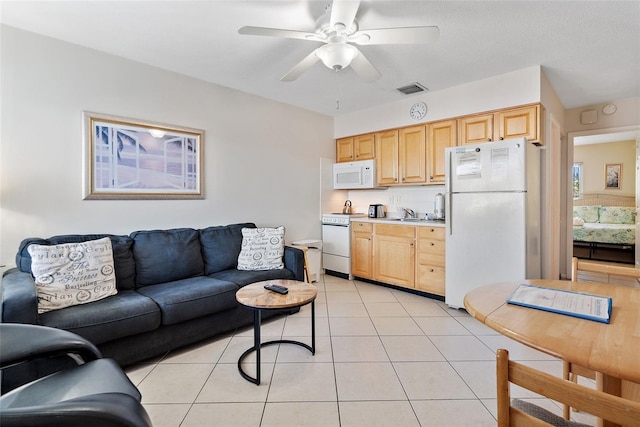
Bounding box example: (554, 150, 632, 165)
(321, 213, 366, 279)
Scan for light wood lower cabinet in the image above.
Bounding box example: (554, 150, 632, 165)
(351, 221, 373, 279)
(416, 227, 446, 296)
(374, 224, 415, 288)
(352, 222, 446, 296)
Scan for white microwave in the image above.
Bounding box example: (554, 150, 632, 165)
(333, 159, 378, 189)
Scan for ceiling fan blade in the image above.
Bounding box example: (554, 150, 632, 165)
(330, 0, 361, 30)
(349, 48, 381, 82)
(351, 26, 440, 45)
(239, 26, 324, 42)
(281, 49, 321, 82)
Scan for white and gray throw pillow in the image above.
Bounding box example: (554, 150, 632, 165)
(28, 237, 117, 313)
(237, 226, 285, 271)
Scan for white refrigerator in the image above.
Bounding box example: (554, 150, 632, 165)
(444, 137, 541, 309)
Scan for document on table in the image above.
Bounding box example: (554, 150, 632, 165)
(507, 284, 612, 324)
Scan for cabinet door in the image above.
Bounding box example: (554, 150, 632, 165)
(416, 227, 446, 295)
(336, 137, 354, 162)
(351, 222, 373, 278)
(399, 125, 426, 184)
(374, 224, 415, 288)
(497, 105, 539, 143)
(354, 134, 375, 160)
(458, 114, 494, 145)
(427, 120, 457, 184)
(376, 130, 399, 185)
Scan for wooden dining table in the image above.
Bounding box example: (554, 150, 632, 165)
(464, 279, 640, 427)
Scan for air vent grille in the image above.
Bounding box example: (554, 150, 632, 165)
(396, 82, 428, 95)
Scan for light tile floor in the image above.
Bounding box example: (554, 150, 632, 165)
(126, 275, 596, 426)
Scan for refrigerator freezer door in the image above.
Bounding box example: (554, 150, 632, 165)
(447, 138, 527, 193)
(445, 192, 527, 309)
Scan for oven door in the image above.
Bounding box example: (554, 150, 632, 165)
(322, 224, 350, 257)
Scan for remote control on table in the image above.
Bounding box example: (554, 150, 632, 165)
(264, 284, 288, 294)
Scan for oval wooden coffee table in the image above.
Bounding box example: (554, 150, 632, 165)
(235, 279, 317, 385)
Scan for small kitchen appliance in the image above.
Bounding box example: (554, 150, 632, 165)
(433, 193, 445, 219)
(342, 200, 353, 214)
(368, 204, 385, 218)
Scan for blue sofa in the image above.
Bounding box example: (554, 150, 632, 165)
(1, 223, 304, 391)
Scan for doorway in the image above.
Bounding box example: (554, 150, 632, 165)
(566, 125, 640, 274)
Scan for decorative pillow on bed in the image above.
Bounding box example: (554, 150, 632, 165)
(573, 217, 585, 226)
(573, 206, 599, 223)
(237, 226, 285, 271)
(598, 206, 636, 224)
(27, 237, 117, 313)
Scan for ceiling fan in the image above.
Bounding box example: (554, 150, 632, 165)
(238, 0, 439, 82)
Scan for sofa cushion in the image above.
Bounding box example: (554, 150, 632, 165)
(16, 234, 136, 290)
(136, 276, 239, 325)
(598, 206, 636, 224)
(27, 237, 118, 314)
(573, 206, 599, 223)
(237, 226, 285, 271)
(39, 290, 160, 345)
(131, 228, 204, 287)
(209, 268, 295, 287)
(200, 223, 256, 275)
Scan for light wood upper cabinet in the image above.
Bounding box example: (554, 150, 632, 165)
(399, 125, 427, 184)
(354, 134, 376, 160)
(458, 104, 541, 146)
(336, 137, 354, 162)
(351, 221, 373, 279)
(376, 130, 400, 185)
(427, 120, 457, 184)
(496, 105, 540, 143)
(458, 113, 494, 145)
(374, 224, 415, 288)
(337, 134, 376, 163)
(416, 227, 446, 296)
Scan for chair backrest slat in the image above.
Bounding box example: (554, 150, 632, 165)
(497, 348, 640, 426)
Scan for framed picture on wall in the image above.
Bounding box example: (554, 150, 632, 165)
(604, 163, 621, 190)
(82, 112, 204, 199)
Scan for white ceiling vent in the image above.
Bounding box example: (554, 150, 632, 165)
(396, 82, 428, 95)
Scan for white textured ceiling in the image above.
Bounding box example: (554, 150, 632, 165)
(1, 1, 639, 117)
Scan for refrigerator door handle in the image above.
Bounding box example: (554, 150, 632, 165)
(446, 191, 452, 235)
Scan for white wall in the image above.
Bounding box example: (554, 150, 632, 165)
(334, 66, 541, 137)
(0, 26, 334, 268)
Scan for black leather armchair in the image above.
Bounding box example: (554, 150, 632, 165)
(0, 323, 152, 427)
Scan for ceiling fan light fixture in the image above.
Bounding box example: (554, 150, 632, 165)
(316, 43, 358, 71)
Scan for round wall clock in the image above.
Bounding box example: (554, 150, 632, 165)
(409, 101, 427, 120)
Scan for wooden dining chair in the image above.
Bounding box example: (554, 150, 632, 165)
(497, 348, 640, 427)
(563, 257, 640, 419)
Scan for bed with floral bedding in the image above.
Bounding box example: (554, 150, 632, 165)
(573, 206, 636, 245)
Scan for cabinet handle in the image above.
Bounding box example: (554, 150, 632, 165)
(430, 242, 435, 246)
(499, 137, 504, 140)
(429, 176, 433, 179)
(430, 268, 434, 272)
(487, 137, 492, 142)
(430, 228, 435, 232)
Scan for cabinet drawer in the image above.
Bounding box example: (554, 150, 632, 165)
(374, 224, 415, 238)
(352, 221, 373, 233)
(418, 238, 445, 255)
(416, 264, 445, 294)
(417, 226, 444, 240)
(418, 251, 445, 267)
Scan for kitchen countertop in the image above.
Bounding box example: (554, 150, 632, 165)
(351, 217, 446, 227)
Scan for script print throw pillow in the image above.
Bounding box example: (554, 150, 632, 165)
(238, 226, 285, 271)
(28, 237, 117, 314)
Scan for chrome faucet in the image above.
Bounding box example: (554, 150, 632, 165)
(402, 208, 416, 218)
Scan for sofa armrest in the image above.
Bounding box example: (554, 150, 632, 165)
(283, 246, 305, 282)
(1, 268, 39, 324)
